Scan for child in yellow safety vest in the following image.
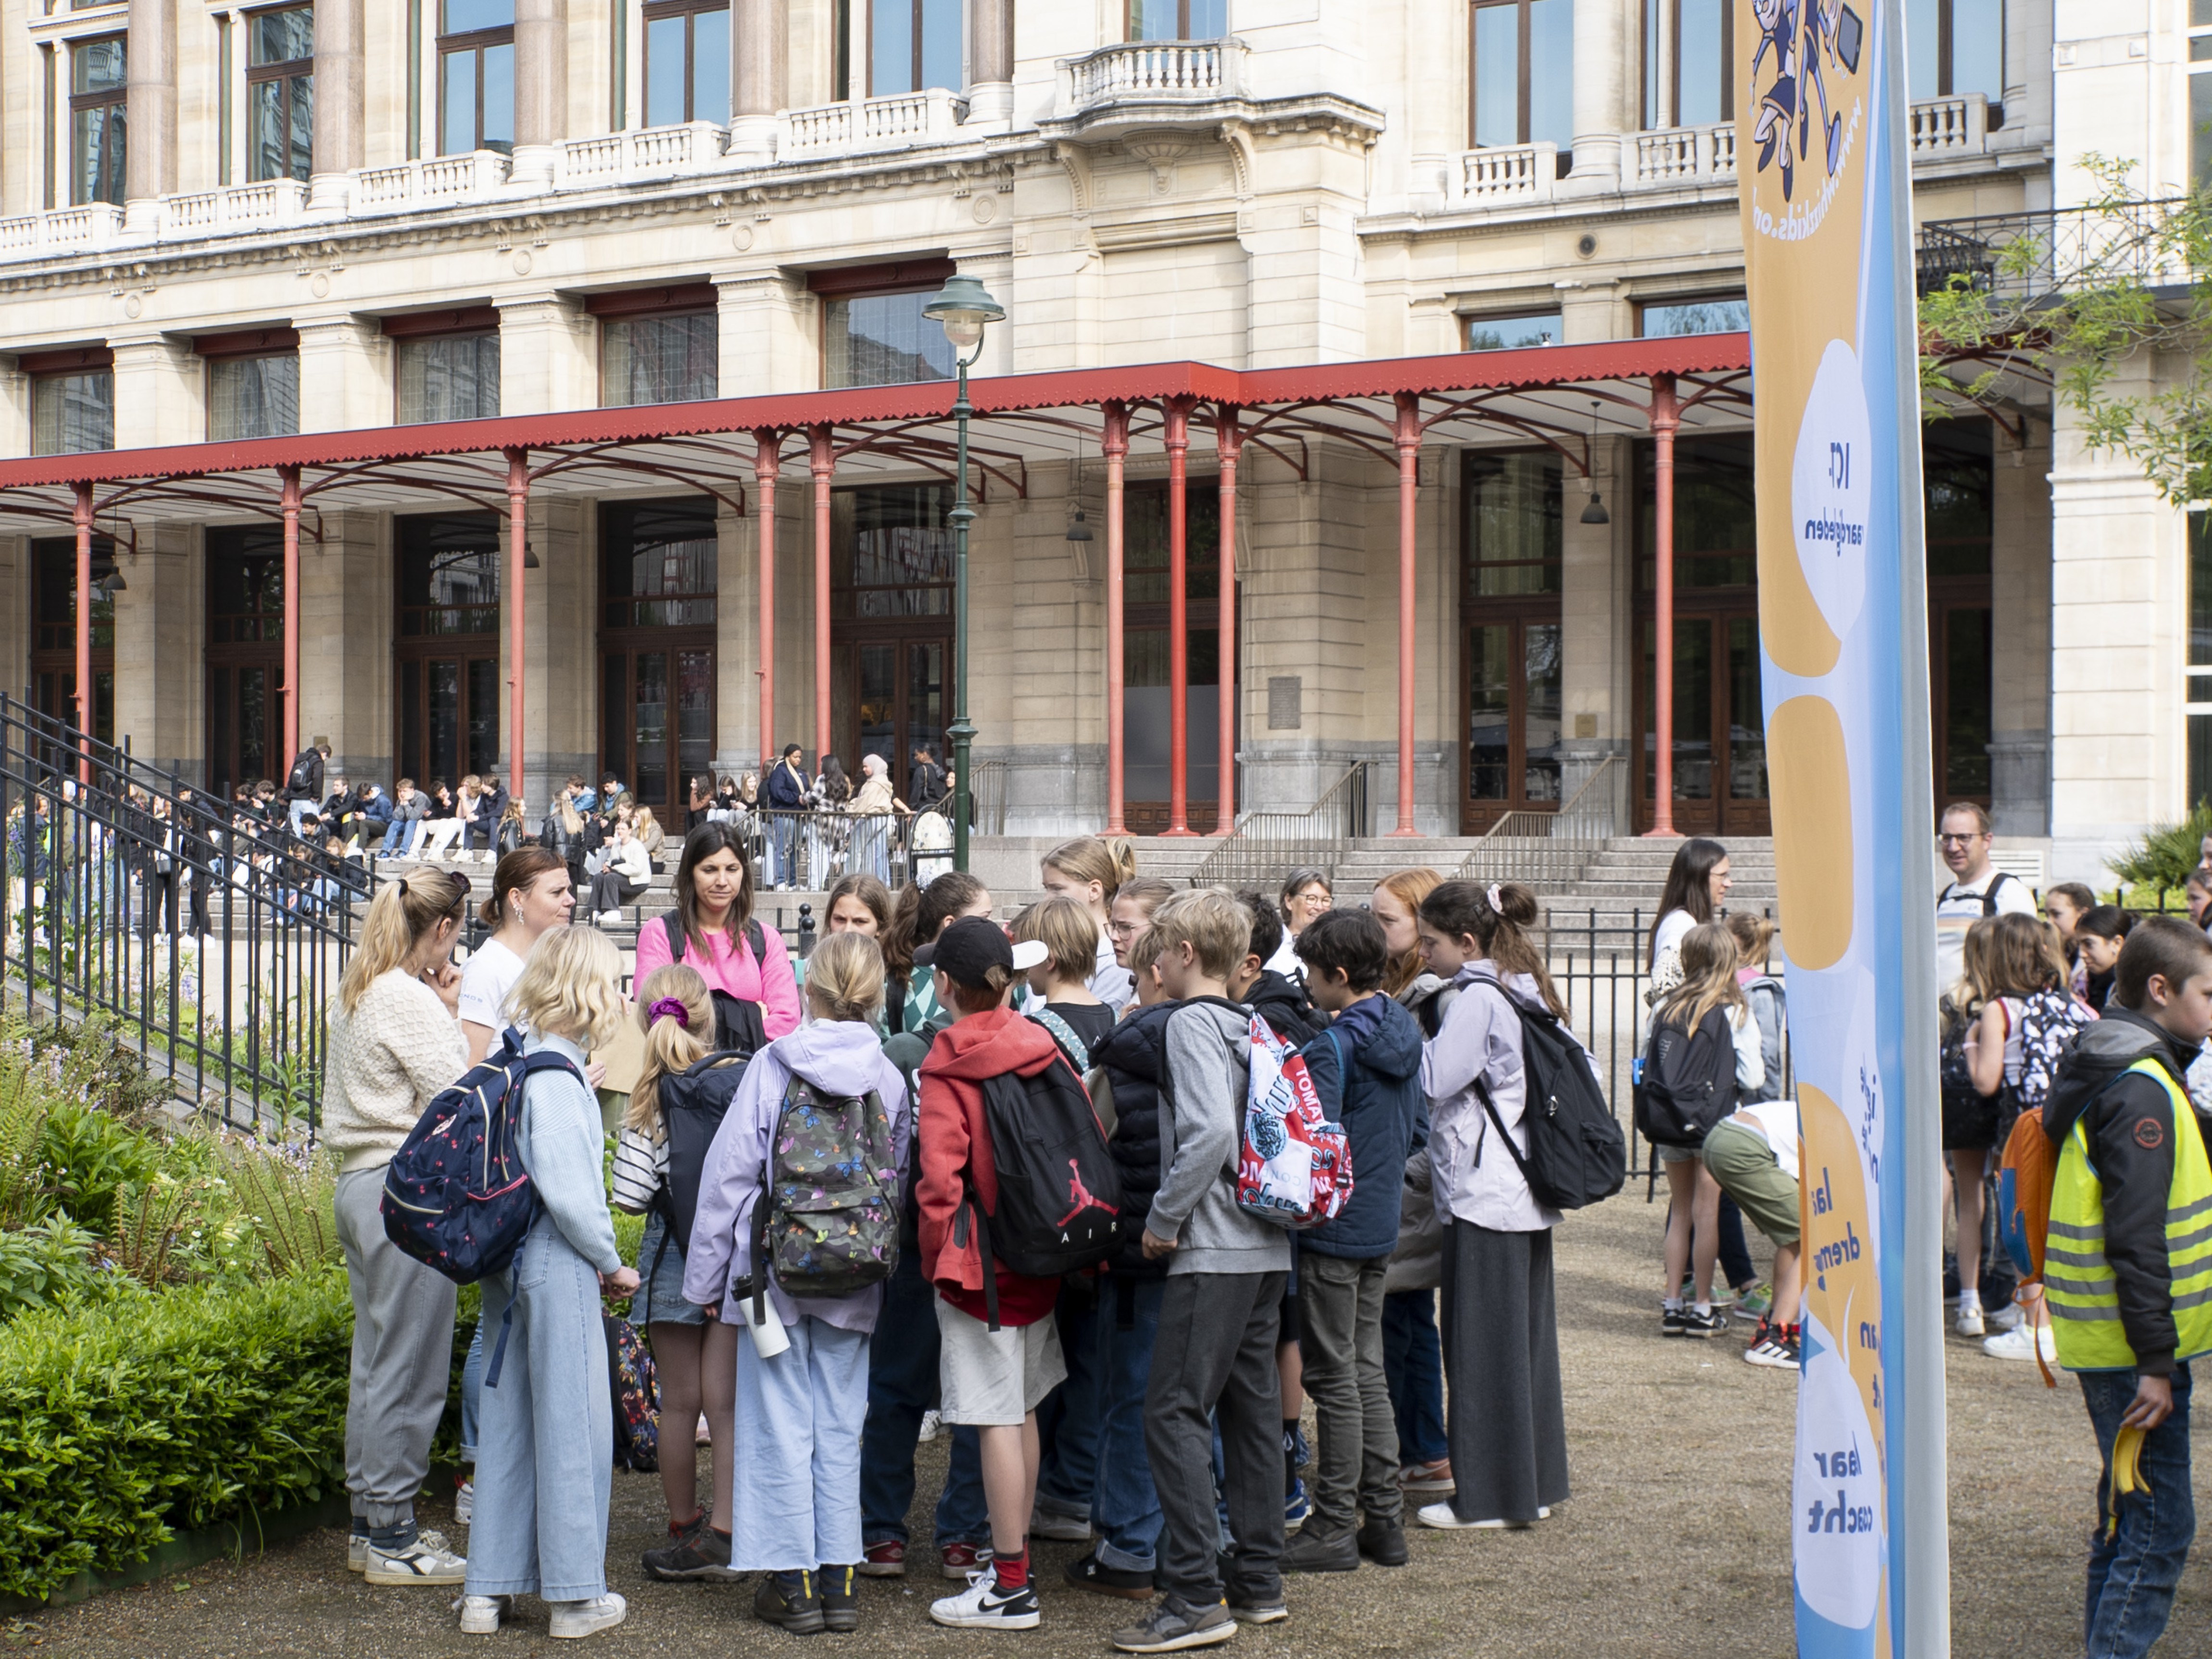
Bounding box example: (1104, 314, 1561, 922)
(2041, 915, 2212, 1659)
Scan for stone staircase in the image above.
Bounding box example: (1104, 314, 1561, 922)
(1535, 836, 1780, 946)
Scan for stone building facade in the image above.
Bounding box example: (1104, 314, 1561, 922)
(0, 0, 2186, 875)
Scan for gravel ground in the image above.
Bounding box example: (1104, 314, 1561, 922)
(12, 1195, 2210, 1659)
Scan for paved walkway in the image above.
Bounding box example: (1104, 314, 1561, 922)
(16, 1196, 2207, 1658)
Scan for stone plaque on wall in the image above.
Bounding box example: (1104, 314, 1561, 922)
(1268, 676, 1302, 730)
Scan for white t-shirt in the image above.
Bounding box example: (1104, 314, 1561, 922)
(457, 936, 527, 1035)
(1265, 935, 1302, 980)
(1935, 868, 2036, 992)
(1726, 1098, 1801, 1182)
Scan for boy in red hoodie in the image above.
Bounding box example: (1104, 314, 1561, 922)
(917, 917, 1066, 1632)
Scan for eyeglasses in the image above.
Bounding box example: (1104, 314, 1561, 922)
(1106, 918, 1145, 938)
(1936, 832, 1984, 845)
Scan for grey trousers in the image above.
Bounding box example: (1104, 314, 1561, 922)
(335, 1165, 458, 1531)
(1439, 1221, 1569, 1524)
(1297, 1250, 1402, 1537)
(1145, 1270, 1286, 1608)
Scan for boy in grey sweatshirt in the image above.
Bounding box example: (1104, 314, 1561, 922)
(1117, 889, 1291, 1653)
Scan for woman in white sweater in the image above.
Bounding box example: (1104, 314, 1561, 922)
(587, 820, 654, 926)
(323, 869, 473, 1588)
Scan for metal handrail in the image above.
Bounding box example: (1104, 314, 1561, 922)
(968, 759, 1009, 838)
(1456, 755, 1626, 889)
(0, 692, 359, 1134)
(1187, 760, 1371, 890)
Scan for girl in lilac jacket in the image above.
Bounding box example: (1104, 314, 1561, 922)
(681, 933, 911, 1634)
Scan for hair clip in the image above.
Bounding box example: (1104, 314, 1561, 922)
(648, 997, 691, 1029)
(396, 877, 409, 897)
(1486, 883, 1504, 915)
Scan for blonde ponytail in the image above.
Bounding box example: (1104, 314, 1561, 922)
(337, 872, 469, 1015)
(627, 964, 713, 1138)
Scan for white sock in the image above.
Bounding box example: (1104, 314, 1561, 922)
(1693, 1301, 1712, 1318)
(1662, 1297, 1683, 1313)
(1959, 1289, 1981, 1312)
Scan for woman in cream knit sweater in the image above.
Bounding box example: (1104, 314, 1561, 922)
(324, 869, 473, 1589)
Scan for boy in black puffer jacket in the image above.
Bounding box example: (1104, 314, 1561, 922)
(1064, 930, 1178, 1600)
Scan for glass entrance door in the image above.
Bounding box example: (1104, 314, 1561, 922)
(832, 484, 954, 802)
(205, 525, 284, 798)
(598, 498, 717, 820)
(851, 639, 947, 793)
(1636, 611, 1770, 835)
(30, 536, 114, 749)
(602, 646, 715, 813)
(394, 513, 501, 793)
(1460, 450, 1563, 831)
(1124, 482, 1231, 833)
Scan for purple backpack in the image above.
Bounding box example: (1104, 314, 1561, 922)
(379, 1027, 582, 1380)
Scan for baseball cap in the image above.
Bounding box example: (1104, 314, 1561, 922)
(914, 915, 1048, 985)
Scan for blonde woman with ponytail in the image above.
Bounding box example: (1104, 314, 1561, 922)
(321, 871, 473, 1588)
(610, 964, 743, 1583)
(683, 932, 911, 1634)
(1412, 879, 1584, 1533)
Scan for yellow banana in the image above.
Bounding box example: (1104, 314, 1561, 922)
(2105, 1426, 2148, 1541)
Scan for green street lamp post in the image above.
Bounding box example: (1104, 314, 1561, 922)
(922, 273, 1005, 874)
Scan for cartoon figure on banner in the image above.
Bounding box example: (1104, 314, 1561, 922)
(1749, 0, 1866, 198)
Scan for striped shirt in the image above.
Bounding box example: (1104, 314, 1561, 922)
(611, 1124, 669, 1214)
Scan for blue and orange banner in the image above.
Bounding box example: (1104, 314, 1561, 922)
(1736, 1, 1949, 1655)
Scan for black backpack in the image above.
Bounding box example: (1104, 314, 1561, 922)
(285, 750, 317, 796)
(643, 1051, 752, 1282)
(658, 913, 771, 1054)
(962, 1056, 1124, 1329)
(1634, 1004, 1739, 1148)
(1465, 982, 1626, 1210)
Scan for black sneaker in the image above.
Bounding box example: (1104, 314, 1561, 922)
(642, 1513, 735, 1582)
(1679, 1307, 1728, 1339)
(1661, 1306, 1687, 1337)
(1281, 1528, 1358, 1573)
(819, 1563, 859, 1634)
(1066, 1551, 1157, 1600)
(1356, 1518, 1408, 1567)
(1226, 1591, 1290, 1625)
(755, 1569, 826, 1635)
(1110, 1596, 1238, 1652)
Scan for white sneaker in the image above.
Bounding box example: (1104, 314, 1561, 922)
(917, 1408, 943, 1443)
(365, 1529, 467, 1586)
(455, 1593, 508, 1634)
(549, 1592, 628, 1639)
(348, 1533, 369, 1573)
(454, 1480, 474, 1526)
(1417, 1502, 1549, 1530)
(1030, 1507, 1093, 1542)
(1986, 1302, 2024, 1334)
(1955, 1303, 1985, 1338)
(598, 909, 622, 926)
(1982, 1323, 2057, 1363)
(930, 1564, 1041, 1630)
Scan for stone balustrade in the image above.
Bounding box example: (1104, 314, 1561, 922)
(1056, 36, 1248, 116)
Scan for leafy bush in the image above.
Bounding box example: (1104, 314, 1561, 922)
(0, 1270, 350, 1601)
(36, 1096, 163, 1235)
(2109, 802, 2212, 898)
(0, 1216, 105, 1321)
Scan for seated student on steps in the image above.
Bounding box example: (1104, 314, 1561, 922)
(1112, 887, 1293, 1654)
(916, 918, 1067, 1633)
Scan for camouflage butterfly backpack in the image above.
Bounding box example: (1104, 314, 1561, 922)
(737, 1076, 901, 1321)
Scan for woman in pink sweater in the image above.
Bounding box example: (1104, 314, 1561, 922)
(631, 822, 802, 1040)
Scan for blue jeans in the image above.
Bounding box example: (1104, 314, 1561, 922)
(1036, 1281, 1103, 1526)
(380, 817, 414, 856)
(860, 1246, 987, 1546)
(466, 1226, 614, 1603)
(2079, 1363, 2195, 1659)
(461, 1321, 486, 1464)
(768, 816, 798, 887)
(731, 1318, 869, 1571)
(1382, 1290, 1447, 1465)
(1091, 1276, 1167, 1572)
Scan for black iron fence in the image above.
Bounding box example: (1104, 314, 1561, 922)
(0, 693, 355, 1134)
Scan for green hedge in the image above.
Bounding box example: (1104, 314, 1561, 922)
(0, 1269, 351, 1602)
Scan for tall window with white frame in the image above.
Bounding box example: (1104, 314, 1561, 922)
(248, 4, 315, 182)
(70, 35, 126, 206)
(203, 332, 301, 441)
(440, 0, 515, 155)
(1905, 0, 2004, 111)
(1642, 0, 1732, 129)
(2192, 0, 2212, 190)
(1468, 0, 1572, 168)
(871, 0, 962, 96)
(1128, 0, 1228, 36)
(27, 352, 114, 456)
(2191, 512, 2212, 805)
(644, 0, 729, 126)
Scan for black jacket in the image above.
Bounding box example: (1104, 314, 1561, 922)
(1299, 993, 1424, 1259)
(910, 761, 948, 812)
(2044, 1005, 2209, 1377)
(1093, 1000, 1179, 1279)
(284, 748, 324, 803)
(1244, 969, 1321, 1049)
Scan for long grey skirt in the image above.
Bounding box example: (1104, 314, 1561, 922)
(1439, 1220, 1570, 1524)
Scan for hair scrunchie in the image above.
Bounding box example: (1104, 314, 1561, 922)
(1486, 883, 1504, 915)
(647, 997, 691, 1029)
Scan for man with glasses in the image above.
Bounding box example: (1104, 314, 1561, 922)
(1935, 801, 2036, 991)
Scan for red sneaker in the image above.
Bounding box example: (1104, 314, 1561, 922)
(859, 1539, 905, 1579)
(939, 1540, 995, 1582)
